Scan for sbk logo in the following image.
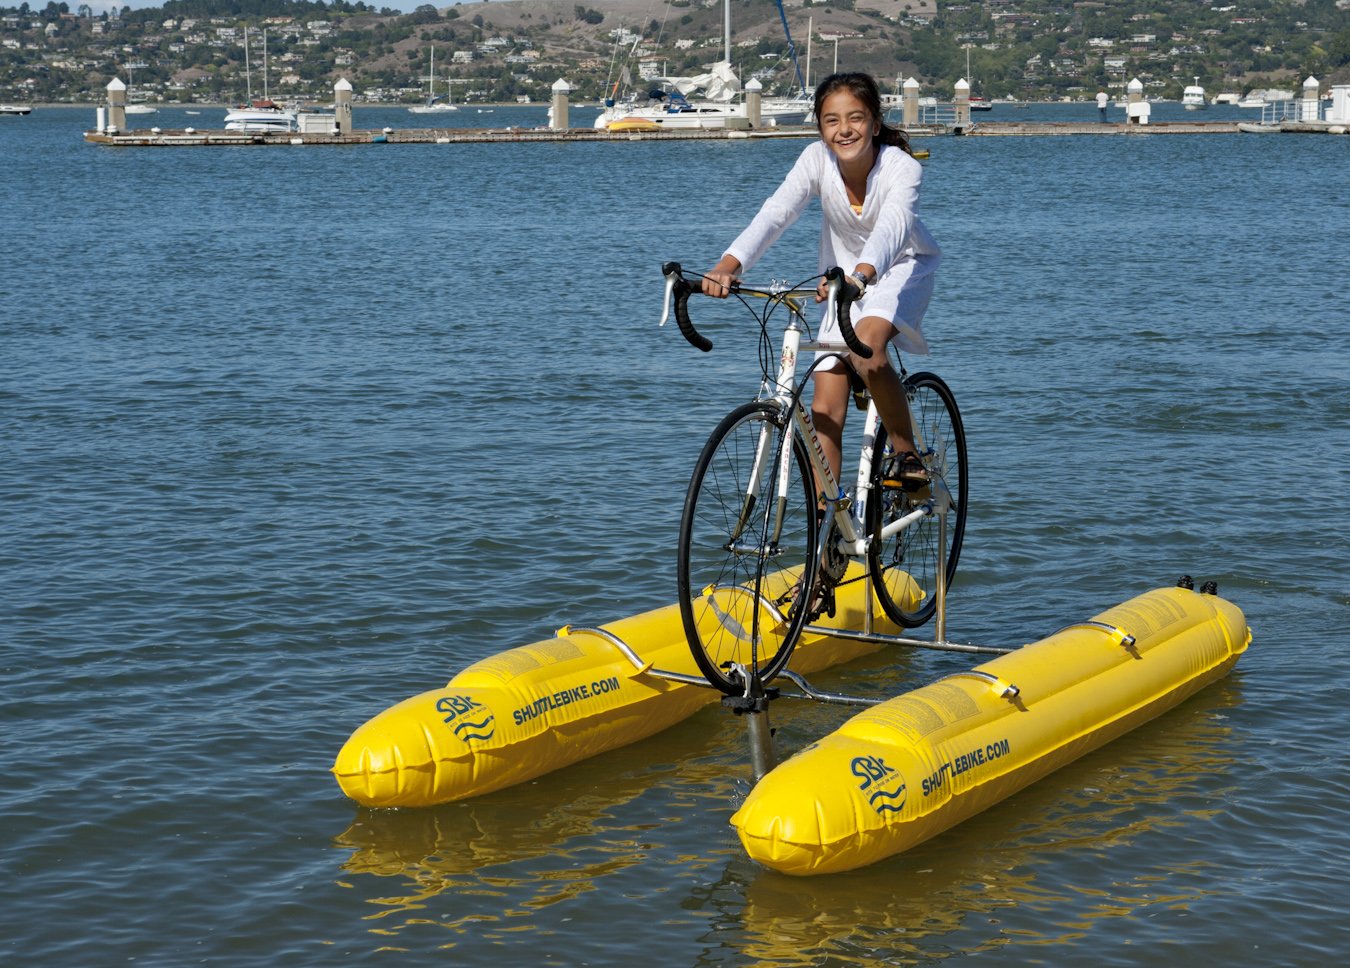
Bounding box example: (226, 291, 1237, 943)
(851, 754, 907, 816)
(435, 694, 496, 744)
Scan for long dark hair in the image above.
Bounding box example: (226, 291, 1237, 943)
(812, 72, 912, 156)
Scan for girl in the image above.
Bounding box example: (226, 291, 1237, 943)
(702, 72, 941, 498)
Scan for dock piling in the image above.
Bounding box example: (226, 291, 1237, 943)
(1301, 76, 1321, 121)
(550, 78, 570, 131)
(106, 77, 126, 133)
(953, 77, 970, 130)
(334, 77, 352, 135)
(902, 77, 919, 127)
(1126, 77, 1150, 125)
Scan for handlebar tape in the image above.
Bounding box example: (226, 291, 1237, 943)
(662, 262, 713, 353)
(824, 267, 873, 359)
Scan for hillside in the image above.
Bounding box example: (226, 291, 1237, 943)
(1, 0, 1347, 105)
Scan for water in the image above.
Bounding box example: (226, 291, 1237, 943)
(2, 105, 1347, 966)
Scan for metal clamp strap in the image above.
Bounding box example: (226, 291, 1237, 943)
(1053, 620, 1137, 651)
(941, 669, 1021, 700)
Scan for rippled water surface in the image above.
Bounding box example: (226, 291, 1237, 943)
(2, 105, 1347, 965)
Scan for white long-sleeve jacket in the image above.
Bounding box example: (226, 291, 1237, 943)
(724, 140, 940, 355)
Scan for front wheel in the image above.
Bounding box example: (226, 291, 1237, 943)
(677, 401, 819, 694)
(867, 372, 968, 628)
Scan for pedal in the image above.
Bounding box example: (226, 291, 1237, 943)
(902, 479, 932, 501)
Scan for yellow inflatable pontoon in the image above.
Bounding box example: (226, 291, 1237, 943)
(731, 585, 1251, 875)
(334, 565, 912, 807)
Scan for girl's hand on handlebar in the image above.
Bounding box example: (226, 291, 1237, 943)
(818, 269, 867, 303)
(701, 255, 743, 299)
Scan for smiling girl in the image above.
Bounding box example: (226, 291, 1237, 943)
(701, 72, 941, 500)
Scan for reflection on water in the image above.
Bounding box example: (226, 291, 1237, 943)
(332, 706, 752, 942)
(331, 667, 1245, 960)
(718, 681, 1244, 965)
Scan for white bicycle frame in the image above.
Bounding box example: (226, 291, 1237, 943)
(744, 284, 937, 568)
(662, 267, 986, 677)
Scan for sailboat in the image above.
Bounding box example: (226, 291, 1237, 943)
(123, 62, 157, 115)
(965, 47, 992, 111)
(409, 49, 458, 114)
(594, 0, 808, 130)
(223, 28, 297, 132)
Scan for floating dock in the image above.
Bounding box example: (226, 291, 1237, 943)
(83, 124, 822, 147)
(83, 119, 1303, 148)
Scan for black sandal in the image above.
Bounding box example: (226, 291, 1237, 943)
(882, 451, 930, 491)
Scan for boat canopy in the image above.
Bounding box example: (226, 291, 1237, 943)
(650, 61, 742, 103)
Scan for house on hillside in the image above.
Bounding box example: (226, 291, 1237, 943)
(853, 0, 937, 21)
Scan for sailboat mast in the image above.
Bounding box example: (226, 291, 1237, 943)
(244, 26, 252, 102)
(773, 0, 806, 96)
(263, 28, 269, 101)
(805, 17, 812, 90)
(724, 0, 731, 64)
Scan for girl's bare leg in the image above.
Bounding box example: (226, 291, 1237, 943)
(851, 315, 918, 456)
(809, 368, 851, 492)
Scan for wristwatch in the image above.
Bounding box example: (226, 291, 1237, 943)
(849, 270, 870, 290)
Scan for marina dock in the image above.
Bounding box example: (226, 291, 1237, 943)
(82, 124, 818, 146)
(84, 119, 1268, 147)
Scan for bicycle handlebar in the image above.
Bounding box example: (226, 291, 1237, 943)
(822, 267, 873, 360)
(659, 262, 872, 359)
(660, 261, 713, 352)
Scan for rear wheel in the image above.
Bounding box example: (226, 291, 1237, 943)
(677, 401, 819, 694)
(867, 372, 968, 628)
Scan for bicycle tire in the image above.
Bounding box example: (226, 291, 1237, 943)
(867, 371, 968, 628)
(677, 401, 820, 694)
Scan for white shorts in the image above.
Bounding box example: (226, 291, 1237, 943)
(815, 251, 939, 371)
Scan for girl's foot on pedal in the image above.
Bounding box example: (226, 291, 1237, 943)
(882, 451, 930, 492)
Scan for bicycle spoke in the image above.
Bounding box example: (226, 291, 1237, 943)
(678, 402, 818, 694)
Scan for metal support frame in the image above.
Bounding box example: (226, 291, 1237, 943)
(572, 499, 1034, 788)
(804, 488, 1012, 657)
(733, 498, 1022, 779)
(559, 625, 713, 687)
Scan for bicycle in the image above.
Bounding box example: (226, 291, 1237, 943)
(660, 262, 968, 696)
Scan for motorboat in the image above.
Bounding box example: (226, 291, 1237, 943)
(224, 98, 297, 132)
(0, 104, 32, 115)
(1239, 89, 1294, 108)
(125, 103, 158, 115)
(597, 86, 748, 130)
(409, 47, 457, 114)
(1182, 78, 1207, 110)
